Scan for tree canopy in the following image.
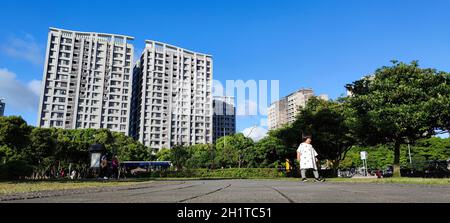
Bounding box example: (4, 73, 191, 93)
(269, 97, 356, 168)
(345, 61, 450, 176)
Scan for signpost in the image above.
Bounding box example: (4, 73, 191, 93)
(360, 151, 368, 176)
(89, 144, 105, 178)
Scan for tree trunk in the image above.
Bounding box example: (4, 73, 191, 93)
(393, 141, 401, 177)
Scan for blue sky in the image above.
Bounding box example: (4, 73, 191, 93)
(1, 0, 450, 139)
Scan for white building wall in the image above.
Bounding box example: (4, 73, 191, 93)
(37, 27, 134, 135)
(267, 88, 314, 130)
(131, 40, 213, 151)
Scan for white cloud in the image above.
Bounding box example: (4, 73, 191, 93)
(27, 80, 42, 96)
(0, 68, 40, 113)
(241, 126, 268, 142)
(1, 34, 43, 65)
(236, 100, 258, 116)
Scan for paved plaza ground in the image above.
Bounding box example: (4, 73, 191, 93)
(1, 179, 450, 203)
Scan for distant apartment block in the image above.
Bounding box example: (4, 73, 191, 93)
(268, 88, 314, 130)
(130, 40, 213, 151)
(318, 94, 329, 101)
(0, 98, 5, 116)
(37, 27, 134, 135)
(213, 96, 236, 142)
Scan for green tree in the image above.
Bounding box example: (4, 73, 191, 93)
(94, 129, 114, 148)
(171, 145, 189, 170)
(156, 148, 172, 161)
(0, 116, 32, 162)
(249, 136, 291, 167)
(186, 144, 214, 168)
(215, 133, 253, 168)
(270, 97, 356, 169)
(411, 137, 450, 168)
(28, 128, 56, 165)
(345, 61, 450, 177)
(111, 132, 152, 161)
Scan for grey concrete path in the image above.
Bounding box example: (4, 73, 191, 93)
(2, 179, 450, 203)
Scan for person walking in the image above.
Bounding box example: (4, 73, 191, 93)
(100, 154, 108, 179)
(111, 155, 119, 179)
(285, 159, 293, 177)
(297, 135, 324, 182)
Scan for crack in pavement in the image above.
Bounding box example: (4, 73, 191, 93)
(177, 184, 231, 203)
(127, 183, 202, 197)
(266, 186, 295, 203)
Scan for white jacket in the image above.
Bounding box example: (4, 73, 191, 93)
(297, 143, 318, 170)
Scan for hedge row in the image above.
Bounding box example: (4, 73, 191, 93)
(0, 161, 34, 180)
(132, 168, 286, 178)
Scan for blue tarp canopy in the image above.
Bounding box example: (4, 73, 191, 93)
(120, 161, 171, 168)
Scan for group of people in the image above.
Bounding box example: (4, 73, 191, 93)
(100, 154, 120, 179)
(284, 134, 325, 182)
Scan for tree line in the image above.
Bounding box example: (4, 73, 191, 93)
(0, 60, 449, 178)
(270, 61, 450, 177)
(155, 61, 450, 178)
(0, 117, 153, 179)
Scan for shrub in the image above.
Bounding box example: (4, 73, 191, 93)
(129, 168, 285, 179)
(0, 160, 34, 179)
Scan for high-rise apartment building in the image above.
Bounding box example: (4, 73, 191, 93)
(0, 98, 5, 117)
(213, 96, 236, 142)
(268, 88, 314, 130)
(130, 40, 213, 151)
(37, 27, 134, 135)
(268, 97, 288, 130)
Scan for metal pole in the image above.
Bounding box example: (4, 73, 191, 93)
(363, 159, 366, 176)
(408, 144, 412, 165)
(364, 159, 366, 176)
(363, 159, 367, 176)
(365, 159, 368, 176)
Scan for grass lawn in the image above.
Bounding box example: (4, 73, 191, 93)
(0, 179, 148, 195)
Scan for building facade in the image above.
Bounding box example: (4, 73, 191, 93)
(0, 98, 5, 116)
(213, 96, 236, 142)
(268, 88, 314, 130)
(131, 40, 213, 151)
(37, 27, 134, 135)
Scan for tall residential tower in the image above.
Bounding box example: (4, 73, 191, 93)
(213, 96, 236, 142)
(268, 88, 314, 130)
(0, 98, 5, 116)
(131, 40, 213, 151)
(37, 27, 134, 135)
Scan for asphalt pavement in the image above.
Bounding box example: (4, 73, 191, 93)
(2, 179, 450, 203)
